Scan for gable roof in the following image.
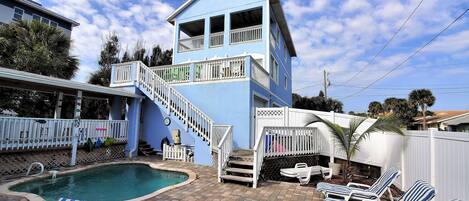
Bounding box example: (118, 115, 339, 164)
(167, 0, 297, 57)
(414, 110, 469, 124)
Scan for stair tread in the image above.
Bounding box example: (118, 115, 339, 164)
(220, 175, 253, 183)
(225, 167, 253, 174)
(229, 160, 253, 166)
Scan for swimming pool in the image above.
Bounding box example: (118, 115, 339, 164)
(10, 164, 188, 201)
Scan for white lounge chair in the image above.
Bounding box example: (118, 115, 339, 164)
(317, 167, 401, 201)
(324, 180, 436, 201)
(280, 163, 332, 185)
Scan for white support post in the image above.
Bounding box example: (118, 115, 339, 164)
(329, 111, 335, 164)
(54, 92, 63, 119)
(185, 102, 189, 132)
(429, 128, 437, 187)
(70, 90, 82, 166)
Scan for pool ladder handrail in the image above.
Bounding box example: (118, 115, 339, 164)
(26, 162, 44, 176)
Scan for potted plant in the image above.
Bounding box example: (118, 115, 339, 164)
(306, 114, 403, 181)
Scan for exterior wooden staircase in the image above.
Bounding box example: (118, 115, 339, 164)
(138, 141, 157, 156)
(220, 149, 254, 186)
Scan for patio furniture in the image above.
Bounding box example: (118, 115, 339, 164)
(316, 167, 401, 201)
(396, 180, 435, 201)
(324, 180, 436, 201)
(280, 163, 332, 184)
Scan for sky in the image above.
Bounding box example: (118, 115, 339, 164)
(37, 0, 469, 112)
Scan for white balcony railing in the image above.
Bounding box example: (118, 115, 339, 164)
(251, 60, 269, 89)
(0, 117, 129, 151)
(151, 64, 191, 83)
(210, 32, 224, 48)
(179, 35, 204, 52)
(195, 56, 246, 81)
(230, 25, 262, 44)
(113, 63, 132, 84)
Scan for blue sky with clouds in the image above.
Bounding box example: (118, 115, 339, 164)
(38, 0, 469, 112)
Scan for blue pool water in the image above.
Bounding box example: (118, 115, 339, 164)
(11, 164, 188, 201)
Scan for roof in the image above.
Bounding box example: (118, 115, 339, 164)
(414, 110, 469, 125)
(0, 66, 140, 98)
(166, 0, 297, 57)
(15, 0, 80, 27)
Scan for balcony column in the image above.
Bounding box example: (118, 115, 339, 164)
(174, 22, 180, 58)
(54, 92, 63, 119)
(224, 13, 230, 47)
(70, 90, 82, 166)
(245, 56, 251, 78)
(204, 17, 210, 50)
(189, 63, 195, 82)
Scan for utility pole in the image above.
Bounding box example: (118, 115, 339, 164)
(323, 69, 330, 99)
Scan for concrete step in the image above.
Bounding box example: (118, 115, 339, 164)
(225, 167, 253, 175)
(229, 160, 253, 167)
(220, 175, 253, 183)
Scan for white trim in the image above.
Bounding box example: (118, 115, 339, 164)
(0, 66, 140, 98)
(251, 91, 270, 148)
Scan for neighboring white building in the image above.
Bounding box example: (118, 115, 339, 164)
(413, 110, 469, 132)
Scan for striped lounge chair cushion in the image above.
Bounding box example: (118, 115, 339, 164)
(400, 180, 435, 201)
(316, 167, 401, 200)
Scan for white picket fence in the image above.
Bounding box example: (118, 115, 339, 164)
(162, 144, 194, 163)
(0, 117, 128, 151)
(253, 126, 324, 188)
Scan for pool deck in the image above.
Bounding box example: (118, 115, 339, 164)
(0, 157, 325, 201)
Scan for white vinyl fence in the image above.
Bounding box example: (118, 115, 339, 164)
(402, 129, 469, 201)
(256, 107, 469, 200)
(0, 117, 128, 151)
(162, 144, 194, 163)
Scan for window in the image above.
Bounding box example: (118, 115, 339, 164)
(50, 21, 58, 28)
(270, 56, 279, 84)
(284, 74, 288, 90)
(12, 7, 24, 21)
(41, 18, 50, 25)
(32, 14, 41, 21)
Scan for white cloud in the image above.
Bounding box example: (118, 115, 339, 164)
(45, 0, 175, 82)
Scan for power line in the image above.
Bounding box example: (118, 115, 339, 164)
(341, 0, 426, 85)
(332, 84, 469, 91)
(344, 90, 469, 98)
(341, 8, 469, 100)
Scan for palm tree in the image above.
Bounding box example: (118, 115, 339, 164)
(306, 114, 403, 181)
(368, 101, 383, 118)
(408, 89, 435, 130)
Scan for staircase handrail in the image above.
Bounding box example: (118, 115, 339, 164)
(216, 125, 233, 182)
(134, 61, 214, 144)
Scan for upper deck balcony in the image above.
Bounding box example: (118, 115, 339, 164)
(177, 8, 263, 53)
(111, 55, 269, 90)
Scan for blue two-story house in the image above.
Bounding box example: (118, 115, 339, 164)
(110, 0, 296, 173)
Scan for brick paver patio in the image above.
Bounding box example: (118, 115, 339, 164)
(142, 158, 324, 201)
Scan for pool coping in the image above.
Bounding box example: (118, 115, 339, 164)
(0, 160, 197, 201)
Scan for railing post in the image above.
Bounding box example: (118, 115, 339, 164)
(70, 90, 82, 166)
(185, 102, 189, 132)
(329, 111, 335, 164)
(429, 128, 437, 187)
(292, 129, 297, 155)
(189, 63, 195, 82)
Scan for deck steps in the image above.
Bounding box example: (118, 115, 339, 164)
(221, 149, 254, 186)
(138, 141, 157, 156)
(225, 167, 253, 175)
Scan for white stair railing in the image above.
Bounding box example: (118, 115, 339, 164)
(216, 125, 233, 182)
(135, 61, 215, 144)
(253, 126, 323, 188)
